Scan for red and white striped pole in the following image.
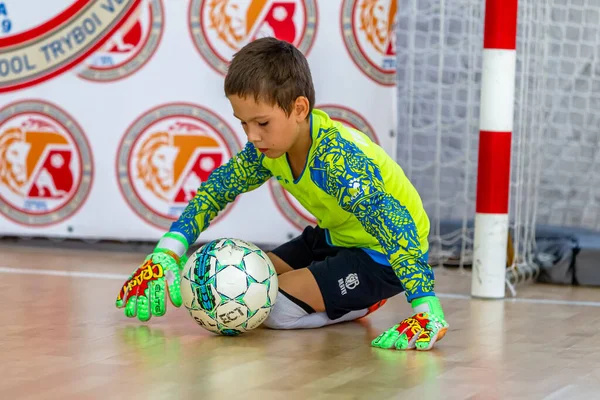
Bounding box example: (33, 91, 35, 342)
(471, 0, 518, 298)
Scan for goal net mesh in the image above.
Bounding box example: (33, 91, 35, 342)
(395, 0, 600, 290)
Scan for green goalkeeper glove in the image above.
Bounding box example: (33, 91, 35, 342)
(115, 232, 189, 322)
(371, 296, 449, 351)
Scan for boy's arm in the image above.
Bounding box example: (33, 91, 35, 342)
(166, 141, 272, 252)
(310, 137, 434, 301)
(310, 134, 448, 351)
(116, 142, 271, 323)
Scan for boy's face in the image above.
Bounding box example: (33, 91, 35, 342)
(228, 94, 309, 159)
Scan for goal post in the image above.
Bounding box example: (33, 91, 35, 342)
(471, 0, 519, 299)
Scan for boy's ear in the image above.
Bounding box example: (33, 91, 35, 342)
(293, 96, 310, 121)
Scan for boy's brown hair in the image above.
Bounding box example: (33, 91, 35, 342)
(224, 37, 315, 117)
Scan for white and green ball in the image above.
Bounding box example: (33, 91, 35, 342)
(181, 238, 278, 336)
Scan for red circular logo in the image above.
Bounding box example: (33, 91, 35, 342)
(116, 103, 242, 230)
(341, 0, 396, 86)
(188, 0, 318, 76)
(0, 100, 93, 226)
(0, 0, 144, 92)
(77, 0, 164, 82)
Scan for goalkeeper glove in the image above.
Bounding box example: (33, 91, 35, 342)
(115, 232, 189, 322)
(371, 296, 449, 351)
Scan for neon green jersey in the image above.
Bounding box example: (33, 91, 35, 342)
(170, 109, 435, 301)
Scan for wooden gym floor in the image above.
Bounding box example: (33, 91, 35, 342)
(1, 240, 599, 400)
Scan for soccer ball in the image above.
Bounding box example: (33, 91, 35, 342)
(181, 238, 278, 336)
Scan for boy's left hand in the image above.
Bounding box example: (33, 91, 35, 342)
(371, 296, 449, 351)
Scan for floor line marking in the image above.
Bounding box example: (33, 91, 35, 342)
(0, 266, 129, 280)
(2, 266, 600, 307)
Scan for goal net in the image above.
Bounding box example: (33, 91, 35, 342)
(395, 0, 600, 294)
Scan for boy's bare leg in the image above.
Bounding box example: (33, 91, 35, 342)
(267, 252, 294, 275)
(266, 252, 325, 313)
(276, 268, 326, 313)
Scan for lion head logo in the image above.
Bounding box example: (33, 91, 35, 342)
(207, 0, 247, 50)
(0, 127, 31, 196)
(342, 0, 397, 85)
(135, 130, 179, 201)
(358, 0, 396, 56)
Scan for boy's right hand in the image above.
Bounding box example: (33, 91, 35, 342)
(115, 250, 187, 322)
(371, 296, 448, 351)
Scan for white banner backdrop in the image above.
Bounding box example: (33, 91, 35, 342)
(0, 0, 397, 246)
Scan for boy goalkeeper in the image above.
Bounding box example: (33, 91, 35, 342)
(116, 37, 449, 351)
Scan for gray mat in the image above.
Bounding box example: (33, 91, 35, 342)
(433, 221, 600, 287)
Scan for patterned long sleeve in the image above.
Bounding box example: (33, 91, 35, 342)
(170, 142, 272, 246)
(310, 132, 435, 302)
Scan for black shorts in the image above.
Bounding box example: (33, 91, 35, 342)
(270, 226, 405, 320)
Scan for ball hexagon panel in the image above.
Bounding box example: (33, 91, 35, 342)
(243, 251, 272, 283)
(243, 282, 269, 312)
(215, 265, 249, 300)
